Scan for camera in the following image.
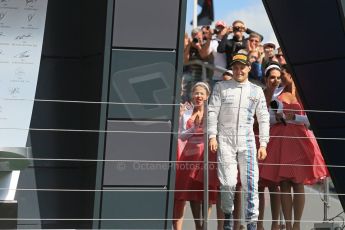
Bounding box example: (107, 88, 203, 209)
(192, 37, 199, 44)
(233, 26, 240, 32)
(213, 28, 221, 34)
(202, 25, 210, 30)
(233, 26, 244, 32)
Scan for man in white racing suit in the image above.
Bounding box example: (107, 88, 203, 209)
(208, 53, 270, 230)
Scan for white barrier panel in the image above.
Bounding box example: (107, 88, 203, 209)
(0, 0, 48, 201)
(0, 0, 48, 147)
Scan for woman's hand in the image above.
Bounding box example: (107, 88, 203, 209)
(194, 114, 201, 127)
(285, 112, 295, 121)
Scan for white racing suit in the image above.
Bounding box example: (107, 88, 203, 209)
(208, 80, 269, 224)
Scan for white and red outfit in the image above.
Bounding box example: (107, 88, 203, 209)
(175, 109, 218, 203)
(260, 95, 329, 185)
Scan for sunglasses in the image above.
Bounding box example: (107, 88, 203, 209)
(250, 56, 258, 60)
(249, 39, 259, 43)
(233, 26, 245, 32)
(275, 54, 283, 58)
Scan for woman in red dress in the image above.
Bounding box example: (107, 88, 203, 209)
(257, 64, 283, 230)
(173, 82, 219, 230)
(260, 64, 329, 230)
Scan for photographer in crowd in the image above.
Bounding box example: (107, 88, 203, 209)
(217, 20, 264, 68)
(208, 21, 228, 88)
(182, 28, 212, 102)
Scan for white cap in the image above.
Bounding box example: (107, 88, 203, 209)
(263, 41, 276, 49)
(223, 70, 233, 75)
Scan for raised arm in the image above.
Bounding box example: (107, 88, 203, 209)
(179, 110, 196, 141)
(246, 28, 264, 42)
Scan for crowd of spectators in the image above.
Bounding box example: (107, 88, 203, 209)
(181, 19, 288, 103)
(175, 19, 328, 230)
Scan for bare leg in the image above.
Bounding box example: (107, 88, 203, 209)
(280, 181, 293, 230)
(200, 202, 214, 229)
(232, 184, 242, 230)
(257, 186, 265, 230)
(173, 200, 186, 230)
(292, 183, 305, 230)
(190, 201, 203, 230)
(268, 186, 281, 230)
(216, 194, 224, 230)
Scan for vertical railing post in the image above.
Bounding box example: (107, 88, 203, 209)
(323, 177, 329, 221)
(203, 101, 209, 230)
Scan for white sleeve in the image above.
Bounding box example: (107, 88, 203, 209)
(269, 108, 278, 125)
(208, 83, 221, 139)
(179, 110, 196, 141)
(256, 89, 270, 147)
(207, 40, 215, 55)
(294, 114, 310, 127)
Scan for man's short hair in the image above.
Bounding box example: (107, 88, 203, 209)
(191, 28, 201, 36)
(232, 20, 245, 26)
(249, 32, 262, 42)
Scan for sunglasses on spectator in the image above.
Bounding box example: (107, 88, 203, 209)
(249, 39, 259, 43)
(250, 56, 258, 60)
(233, 26, 245, 32)
(275, 54, 283, 58)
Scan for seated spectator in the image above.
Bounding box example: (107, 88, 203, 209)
(217, 20, 264, 68)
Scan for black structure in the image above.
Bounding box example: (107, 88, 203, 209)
(263, 0, 345, 210)
(26, 0, 186, 229)
(29, 0, 108, 228)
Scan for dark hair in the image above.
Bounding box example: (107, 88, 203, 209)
(281, 64, 292, 74)
(265, 67, 281, 79)
(265, 61, 281, 78)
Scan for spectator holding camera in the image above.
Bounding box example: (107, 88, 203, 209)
(182, 28, 213, 102)
(217, 20, 264, 68)
(184, 28, 211, 64)
(208, 20, 228, 87)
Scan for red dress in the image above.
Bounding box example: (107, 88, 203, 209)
(260, 99, 329, 185)
(174, 117, 218, 203)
